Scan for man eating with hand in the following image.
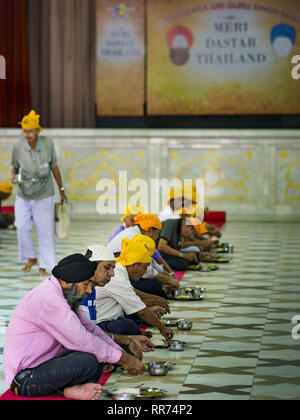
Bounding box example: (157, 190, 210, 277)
(4, 253, 145, 400)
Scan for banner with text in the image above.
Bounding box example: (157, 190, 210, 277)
(96, 1, 145, 116)
(147, 0, 300, 115)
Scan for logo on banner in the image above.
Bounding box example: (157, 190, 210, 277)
(271, 23, 296, 58)
(0, 55, 6, 80)
(106, 4, 135, 20)
(167, 25, 194, 66)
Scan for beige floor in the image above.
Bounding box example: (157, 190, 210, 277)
(1, 220, 300, 400)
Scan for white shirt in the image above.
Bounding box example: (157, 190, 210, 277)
(158, 205, 180, 222)
(107, 225, 161, 279)
(107, 226, 141, 254)
(95, 262, 146, 324)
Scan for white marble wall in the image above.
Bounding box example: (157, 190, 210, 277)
(1, 129, 300, 221)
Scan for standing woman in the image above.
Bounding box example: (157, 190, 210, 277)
(11, 110, 67, 276)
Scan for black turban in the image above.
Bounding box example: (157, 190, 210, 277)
(52, 253, 97, 283)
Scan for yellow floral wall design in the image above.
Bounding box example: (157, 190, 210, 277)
(175, 150, 248, 200)
(69, 150, 142, 200)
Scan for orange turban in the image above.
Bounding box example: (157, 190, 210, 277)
(134, 213, 162, 231)
(116, 236, 152, 267)
(189, 218, 208, 235)
(19, 110, 42, 131)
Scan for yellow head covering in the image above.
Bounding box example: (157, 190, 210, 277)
(166, 185, 199, 206)
(121, 204, 144, 222)
(189, 218, 208, 235)
(134, 213, 162, 231)
(129, 234, 156, 257)
(116, 236, 152, 267)
(174, 204, 204, 220)
(19, 110, 42, 131)
(0, 181, 12, 194)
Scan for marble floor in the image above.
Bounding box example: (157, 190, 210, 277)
(1, 221, 300, 400)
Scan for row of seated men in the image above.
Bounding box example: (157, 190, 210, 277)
(3, 186, 222, 400)
(81, 185, 222, 334)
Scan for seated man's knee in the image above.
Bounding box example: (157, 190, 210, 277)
(81, 353, 102, 378)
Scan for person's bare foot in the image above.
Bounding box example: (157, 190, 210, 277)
(39, 268, 50, 277)
(63, 383, 102, 400)
(22, 258, 37, 273)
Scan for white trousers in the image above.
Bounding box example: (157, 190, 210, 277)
(15, 195, 56, 271)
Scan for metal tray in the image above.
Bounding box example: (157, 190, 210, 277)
(138, 387, 167, 399)
(201, 257, 231, 263)
(151, 337, 170, 348)
(178, 286, 206, 294)
(160, 319, 179, 327)
(174, 294, 206, 301)
(205, 263, 219, 270)
(188, 263, 212, 272)
(144, 360, 176, 369)
(107, 386, 167, 399)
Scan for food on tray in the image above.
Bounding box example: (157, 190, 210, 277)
(110, 387, 140, 396)
(139, 388, 165, 396)
(151, 336, 168, 346)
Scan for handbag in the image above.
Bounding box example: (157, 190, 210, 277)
(55, 202, 70, 239)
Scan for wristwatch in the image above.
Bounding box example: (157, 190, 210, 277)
(179, 252, 184, 258)
(60, 187, 65, 192)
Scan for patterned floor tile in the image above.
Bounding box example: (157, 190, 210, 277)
(1, 221, 300, 400)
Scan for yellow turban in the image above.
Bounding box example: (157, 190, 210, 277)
(166, 185, 199, 206)
(167, 187, 183, 202)
(189, 218, 208, 235)
(121, 204, 144, 222)
(174, 204, 204, 220)
(116, 236, 152, 267)
(19, 110, 42, 131)
(129, 234, 156, 257)
(134, 213, 162, 231)
(183, 185, 199, 203)
(0, 181, 12, 194)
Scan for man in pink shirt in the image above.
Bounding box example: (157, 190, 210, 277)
(4, 253, 145, 400)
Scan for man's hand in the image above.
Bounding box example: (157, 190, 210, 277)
(60, 190, 68, 204)
(149, 305, 166, 319)
(200, 252, 214, 260)
(207, 224, 222, 238)
(167, 275, 179, 289)
(132, 335, 155, 353)
(196, 240, 214, 251)
(141, 294, 170, 314)
(183, 252, 198, 263)
(103, 364, 115, 374)
(118, 351, 146, 375)
(128, 337, 143, 361)
(159, 325, 174, 343)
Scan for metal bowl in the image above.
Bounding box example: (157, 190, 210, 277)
(177, 320, 193, 330)
(148, 363, 168, 376)
(112, 393, 136, 400)
(161, 319, 179, 327)
(169, 340, 185, 351)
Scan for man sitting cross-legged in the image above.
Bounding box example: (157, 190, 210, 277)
(82, 244, 157, 360)
(95, 236, 175, 342)
(4, 254, 145, 400)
